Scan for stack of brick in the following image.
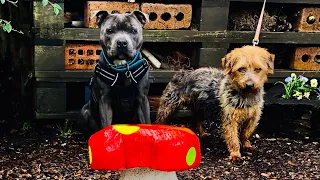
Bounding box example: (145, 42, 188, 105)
(84, 1, 192, 29)
(291, 8, 320, 71)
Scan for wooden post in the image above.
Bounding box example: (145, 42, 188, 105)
(197, 0, 230, 68)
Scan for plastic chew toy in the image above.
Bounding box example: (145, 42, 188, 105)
(88, 124, 201, 180)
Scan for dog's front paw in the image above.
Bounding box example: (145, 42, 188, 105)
(229, 151, 242, 161)
(243, 140, 255, 151)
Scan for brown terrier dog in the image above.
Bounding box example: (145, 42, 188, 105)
(156, 45, 275, 161)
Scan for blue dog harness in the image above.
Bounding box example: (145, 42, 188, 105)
(93, 50, 149, 88)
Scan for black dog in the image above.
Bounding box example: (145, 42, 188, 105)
(78, 10, 151, 136)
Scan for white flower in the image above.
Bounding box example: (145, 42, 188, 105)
(293, 91, 302, 97)
(304, 92, 310, 99)
(297, 95, 303, 100)
(310, 79, 318, 88)
(291, 73, 297, 79)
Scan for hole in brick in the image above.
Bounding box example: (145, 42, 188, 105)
(149, 12, 158, 21)
(96, 50, 102, 55)
(78, 59, 84, 64)
(86, 59, 95, 65)
(69, 49, 76, 56)
(306, 15, 316, 24)
(175, 12, 184, 21)
(301, 54, 310, 62)
(314, 55, 320, 63)
(111, 10, 120, 14)
(87, 50, 94, 56)
(68, 59, 75, 65)
(78, 49, 84, 55)
(161, 12, 171, 21)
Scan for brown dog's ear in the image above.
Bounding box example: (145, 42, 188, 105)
(267, 53, 275, 74)
(221, 53, 235, 75)
(131, 10, 149, 26)
(92, 10, 109, 27)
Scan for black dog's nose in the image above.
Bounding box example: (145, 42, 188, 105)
(117, 40, 128, 48)
(246, 82, 254, 89)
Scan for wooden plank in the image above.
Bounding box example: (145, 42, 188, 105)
(33, 28, 320, 44)
(33, 1, 64, 29)
(33, 28, 227, 42)
(35, 82, 66, 113)
(34, 45, 65, 71)
(34, 69, 320, 80)
(35, 110, 193, 120)
(200, 0, 230, 31)
(198, 48, 227, 67)
(225, 31, 320, 44)
(230, 0, 320, 4)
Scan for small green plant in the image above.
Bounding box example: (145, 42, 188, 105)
(56, 120, 80, 138)
(275, 73, 319, 100)
(1, 0, 62, 34)
(22, 121, 32, 132)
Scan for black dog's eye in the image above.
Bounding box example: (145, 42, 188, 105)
(238, 67, 246, 73)
(255, 68, 262, 73)
(131, 29, 137, 34)
(106, 29, 113, 34)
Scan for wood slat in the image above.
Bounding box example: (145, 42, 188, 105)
(35, 110, 193, 120)
(34, 69, 320, 83)
(231, 0, 320, 4)
(33, 28, 320, 44)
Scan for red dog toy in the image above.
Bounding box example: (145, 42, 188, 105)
(88, 124, 201, 179)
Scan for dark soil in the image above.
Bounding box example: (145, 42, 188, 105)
(1, 123, 320, 180)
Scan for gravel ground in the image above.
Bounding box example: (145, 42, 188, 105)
(1, 123, 320, 180)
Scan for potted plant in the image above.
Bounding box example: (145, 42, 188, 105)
(260, 73, 320, 140)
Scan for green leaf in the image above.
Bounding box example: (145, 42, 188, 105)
(53, 7, 59, 16)
(42, 0, 48, 7)
(4, 23, 12, 33)
(1, 0, 5, 4)
(53, 3, 62, 10)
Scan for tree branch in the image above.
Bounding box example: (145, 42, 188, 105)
(0, 18, 24, 34)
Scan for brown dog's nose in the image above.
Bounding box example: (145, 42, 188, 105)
(117, 40, 128, 48)
(246, 82, 254, 89)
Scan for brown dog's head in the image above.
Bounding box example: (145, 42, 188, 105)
(221, 45, 275, 92)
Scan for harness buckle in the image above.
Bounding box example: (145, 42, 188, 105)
(143, 58, 149, 69)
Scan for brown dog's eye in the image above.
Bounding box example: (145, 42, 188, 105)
(237, 67, 246, 73)
(106, 29, 113, 34)
(255, 68, 262, 73)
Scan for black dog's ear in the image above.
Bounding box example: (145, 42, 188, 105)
(92, 10, 109, 27)
(221, 53, 236, 75)
(131, 10, 149, 26)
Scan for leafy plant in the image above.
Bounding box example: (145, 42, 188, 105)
(56, 120, 80, 138)
(0, 0, 63, 34)
(275, 73, 319, 100)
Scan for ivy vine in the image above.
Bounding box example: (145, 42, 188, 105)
(0, 0, 62, 34)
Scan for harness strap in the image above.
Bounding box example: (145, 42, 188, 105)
(252, 0, 267, 46)
(93, 51, 149, 88)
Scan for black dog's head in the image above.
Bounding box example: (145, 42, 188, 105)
(93, 10, 149, 64)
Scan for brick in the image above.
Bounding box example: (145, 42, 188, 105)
(65, 44, 101, 70)
(290, 47, 320, 71)
(84, 1, 140, 28)
(141, 3, 192, 29)
(296, 8, 320, 32)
